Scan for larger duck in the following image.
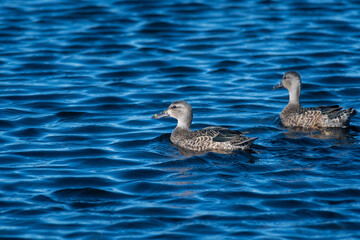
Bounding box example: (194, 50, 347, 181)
(274, 71, 357, 128)
(152, 101, 256, 152)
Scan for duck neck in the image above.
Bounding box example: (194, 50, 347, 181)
(288, 85, 301, 105)
(174, 114, 192, 134)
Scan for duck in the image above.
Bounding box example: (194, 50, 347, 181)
(152, 101, 257, 152)
(273, 71, 357, 128)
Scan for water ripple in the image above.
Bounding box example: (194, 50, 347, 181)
(0, 0, 359, 239)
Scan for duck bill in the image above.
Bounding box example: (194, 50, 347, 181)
(273, 82, 283, 89)
(152, 110, 170, 119)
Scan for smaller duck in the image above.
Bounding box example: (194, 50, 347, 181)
(152, 101, 256, 152)
(273, 71, 357, 128)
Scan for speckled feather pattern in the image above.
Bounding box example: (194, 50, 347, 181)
(170, 127, 256, 152)
(280, 104, 357, 128)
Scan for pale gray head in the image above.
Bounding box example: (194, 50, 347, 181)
(152, 101, 193, 129)
(274, 71, 302, 104)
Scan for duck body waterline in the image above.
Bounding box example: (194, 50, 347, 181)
(153, 101, 256, 152)
(274, 71, 357, 128)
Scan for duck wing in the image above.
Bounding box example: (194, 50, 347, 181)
(318, 105, 343, 116)
(197, 128, 256, 145)
(181, 127, 256, 151)
(190, 127, 244, 141)
(318, 105, 357, 119)
(301, 105, 356, 119)
(298, 105, 340, 117)
(214, 130, 257, 146)
(212, 129, 246, 142)
(297, 105, 357, 128)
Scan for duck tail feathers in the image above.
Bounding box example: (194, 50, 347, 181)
(234, 137, 257, 147)
(348, 107, 357, 117)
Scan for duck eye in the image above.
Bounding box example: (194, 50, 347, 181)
(171, 105, 177, 109)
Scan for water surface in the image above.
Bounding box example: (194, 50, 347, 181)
(0, 0, 360, 239)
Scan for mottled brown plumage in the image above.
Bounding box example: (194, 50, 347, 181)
(152, 101, 256, 152)
(274, 71, 357, 128)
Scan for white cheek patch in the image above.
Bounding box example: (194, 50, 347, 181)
(168, 109, 174, 117)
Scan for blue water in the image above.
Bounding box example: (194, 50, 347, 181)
(1, 0, 360, 239)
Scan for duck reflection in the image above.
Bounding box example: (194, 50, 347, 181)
(283, 127, 352, 141)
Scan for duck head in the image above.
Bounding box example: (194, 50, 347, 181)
(274, 71, 302, 104)
(152, 101, 193, 129)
